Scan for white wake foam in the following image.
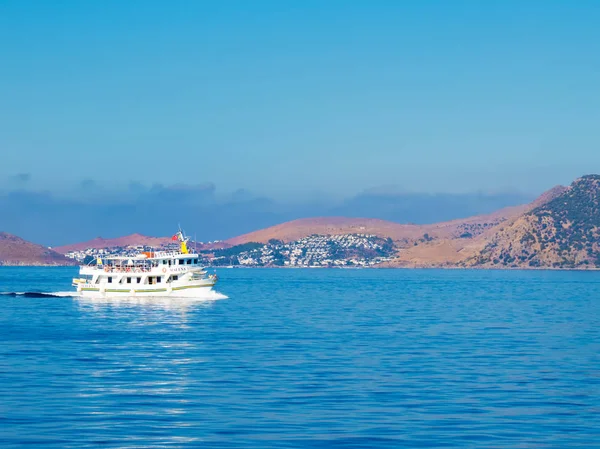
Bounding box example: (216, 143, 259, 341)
(51, 291, 80, 297)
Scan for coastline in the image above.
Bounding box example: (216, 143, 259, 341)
(182, 265, 600, 271)
(2, 262, 599, 271)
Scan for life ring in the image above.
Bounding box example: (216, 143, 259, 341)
(162, 268, 167, 273)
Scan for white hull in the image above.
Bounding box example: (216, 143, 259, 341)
(76, 284, 215, 298)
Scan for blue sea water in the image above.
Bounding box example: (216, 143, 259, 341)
(0, 267, 599, 448)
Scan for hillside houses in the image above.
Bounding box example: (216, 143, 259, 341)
(212, 234, 395, 267)
(64, 234, 395, 268)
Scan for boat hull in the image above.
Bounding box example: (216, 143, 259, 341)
(75, 282, 216, 298)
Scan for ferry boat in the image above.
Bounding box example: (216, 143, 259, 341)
(72, 230, 217, 297)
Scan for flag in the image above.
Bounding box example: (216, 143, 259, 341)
(171, 234, 179, 241)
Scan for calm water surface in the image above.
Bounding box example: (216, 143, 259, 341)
(1, 267, 599, 448)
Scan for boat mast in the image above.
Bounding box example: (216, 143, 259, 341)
(177, 225, 189, 254)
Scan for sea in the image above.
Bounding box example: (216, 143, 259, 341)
(0, 267, 599, 448)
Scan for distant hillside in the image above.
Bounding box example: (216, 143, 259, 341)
(0, 233, 77, 266)
(224, 200, 540, 249)
(463, 176, 600, 269)
(53, 233, 174, 254)
(382, 184, 567, 268)
(224, 217, 425, 245)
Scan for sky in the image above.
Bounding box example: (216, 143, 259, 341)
(1, 0, 599, 200)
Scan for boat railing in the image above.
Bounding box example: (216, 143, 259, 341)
(83, 266, 156, 273)
(81, 265, 204, 274)
(152, 250, 186, 258)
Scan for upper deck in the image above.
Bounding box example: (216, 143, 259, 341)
(101, 250, 200, 262)
(79, 228, 205, 274)
(80, 252, 204, 274)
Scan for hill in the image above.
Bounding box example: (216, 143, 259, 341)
(224, 217, 424, 245)
(212, 188, 565, 268)
(462, 176, 600, 269)
(224, 188, 561, 254)
(53, 233, 174, 254)
(383, 185, 568, 267)
(0, 233, 77, 266)
(225, 212, 515, 246)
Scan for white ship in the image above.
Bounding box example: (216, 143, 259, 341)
(72, 230, 217, 297)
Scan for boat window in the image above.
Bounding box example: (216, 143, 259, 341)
(172, 275, 179, 281)
(126, 277, 131, 284)
(108, 277, 112, 283)
(187, 259, 191, 265)
(178, 259, 182, 265)
(163, 260, 167, 265)
(194, 259, 198, 264)
(168, 260, 172, 266)
(157, 276, 161, 283)
(137, 277, 141, 284)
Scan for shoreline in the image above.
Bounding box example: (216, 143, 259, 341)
(2, 263, 599, 272)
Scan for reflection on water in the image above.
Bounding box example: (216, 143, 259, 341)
(74, 291, 227, 312)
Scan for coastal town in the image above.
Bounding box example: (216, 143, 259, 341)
(211, 234, 395, 267)
(63, 234, 396, 268)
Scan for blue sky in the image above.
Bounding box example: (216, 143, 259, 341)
(1, 0, 599, 199)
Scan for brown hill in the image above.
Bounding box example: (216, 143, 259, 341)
(223, 190, 561, 250)
(54, 233, 174, 254)
(222, 196, 562, 268)
(0, 233, 77, 266)
(461, 176, 600, 269)
(224, 217, 424, 245)
(384, 185, 567, 268)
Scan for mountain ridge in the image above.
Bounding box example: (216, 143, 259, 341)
(0, 233, 77, 266)
(460, 176, 600, 269)
(223, 186, 565, 249)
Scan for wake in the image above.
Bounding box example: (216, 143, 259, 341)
(0, 291, 76, 299)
